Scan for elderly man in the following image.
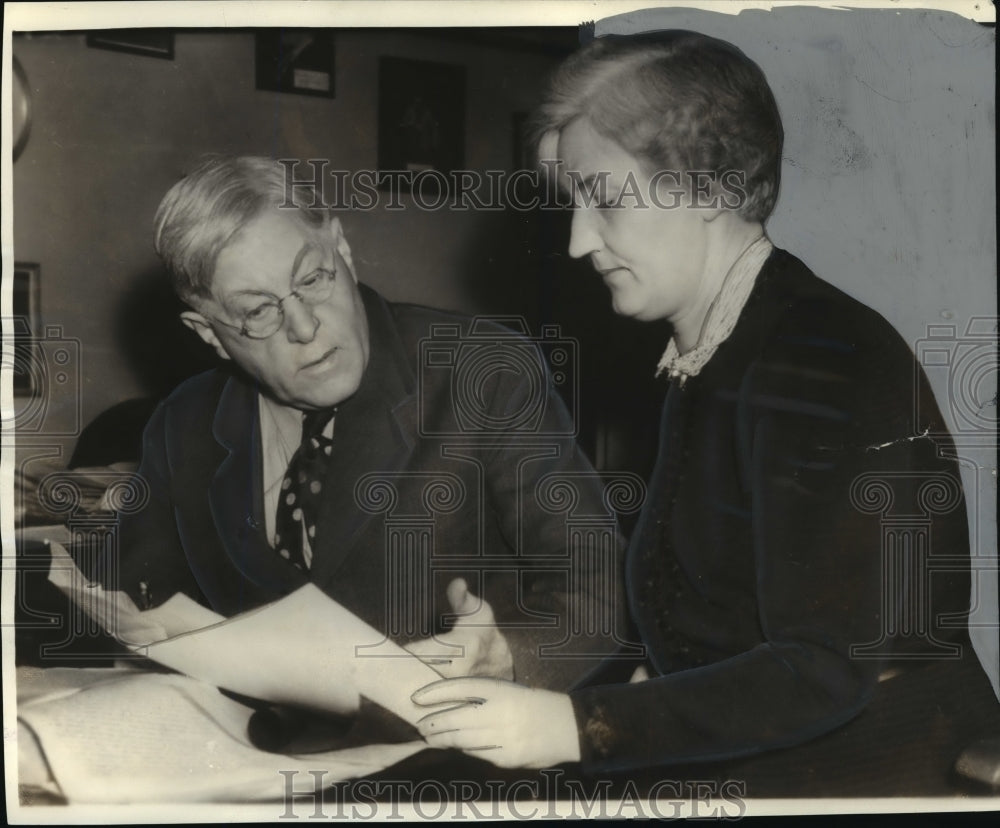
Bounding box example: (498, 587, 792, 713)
(114, 155, 626, 691)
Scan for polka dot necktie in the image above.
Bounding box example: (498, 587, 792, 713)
(273, 407, 337, 570)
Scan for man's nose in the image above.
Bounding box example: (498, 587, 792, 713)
(567, 206, 601, 260)
(283, 297, 320, 344)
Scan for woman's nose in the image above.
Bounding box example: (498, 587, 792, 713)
(283, 297, 320, 344)
(567, 206, 602, 260)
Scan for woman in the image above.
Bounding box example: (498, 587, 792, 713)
(412, 32, 987, 796)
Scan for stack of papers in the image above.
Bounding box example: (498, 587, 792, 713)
(18, 666, 425, 803)
(17, 541, 447, 802)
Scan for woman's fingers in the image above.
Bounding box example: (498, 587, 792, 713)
(410, 677, 578, 769)
(423, 730, 501, 752)
(412, 678, 509, 751)
(411, 676, 505, 707)
(415, 699, 489, 738)
(415, 701, 480, 728)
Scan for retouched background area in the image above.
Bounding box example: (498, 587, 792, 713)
(11, 28, 575, 424)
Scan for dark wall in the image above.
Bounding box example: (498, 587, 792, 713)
(10, 29, 567, 436)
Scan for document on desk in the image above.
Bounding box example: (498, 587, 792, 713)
(45, 541, 442, 726)
(18, 666, 426, 803)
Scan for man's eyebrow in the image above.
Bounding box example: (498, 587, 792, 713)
(221, 241, 327, 305)
(289, 241, 323, 281)
(223, 287, 275, 303)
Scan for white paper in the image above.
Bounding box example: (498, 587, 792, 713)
(46, 541, 442, 723)
(17, 666, 424, 803)
(141, 584, 443, 723)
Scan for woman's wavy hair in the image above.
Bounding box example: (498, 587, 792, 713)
(532, 31, 783, 221)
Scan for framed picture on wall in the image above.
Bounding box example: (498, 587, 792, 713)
(377, 56, 465, 195)
(255, 30, 336, 98)
(11, 262, 40, 396)
(85, 30, 175, 60)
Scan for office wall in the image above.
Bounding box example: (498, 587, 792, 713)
(12, 29, 563, 438)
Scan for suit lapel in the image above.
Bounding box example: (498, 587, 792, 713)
(308, 286, 418, 585)
(206, 287, 417, 593)
(209, 375, 308, 598)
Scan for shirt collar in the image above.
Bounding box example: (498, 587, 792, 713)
(656, 235, 774, 385)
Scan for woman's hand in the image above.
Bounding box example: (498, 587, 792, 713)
(411, 677, 581, 769)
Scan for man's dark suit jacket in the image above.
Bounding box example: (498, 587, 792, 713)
(570, 248, 988, 794)
(115, 284, 626, 690)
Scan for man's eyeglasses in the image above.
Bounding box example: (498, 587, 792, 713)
(211, 268, 338, 339)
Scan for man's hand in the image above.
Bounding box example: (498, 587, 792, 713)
(411, 677, 581, 769)
(405, 578, 514, 680)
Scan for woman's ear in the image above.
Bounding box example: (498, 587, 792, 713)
(180, 311, 231, 361)
(327, 217, 358, 282)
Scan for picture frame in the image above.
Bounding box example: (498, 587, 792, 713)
(11, 262, 41, 396)
(85, 29, 175, 60)
(255, 29, 336, 98)
(377, 56, 465, 195)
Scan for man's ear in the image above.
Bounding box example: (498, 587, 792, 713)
(180, 310, 231, 361)
(327, 217, 358, 283)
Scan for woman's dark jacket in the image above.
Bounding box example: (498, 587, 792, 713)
(571, 248, 972, 776)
